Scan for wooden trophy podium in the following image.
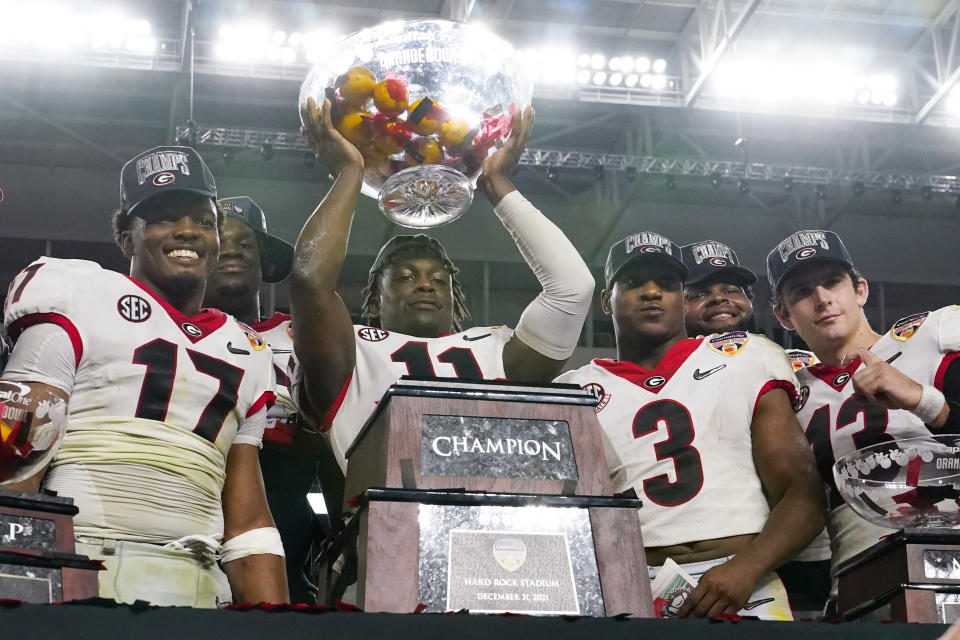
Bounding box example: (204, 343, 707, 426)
(0, 489, 101, 602)
(331, 377, 652, 617)
(837, 528, 960, 622)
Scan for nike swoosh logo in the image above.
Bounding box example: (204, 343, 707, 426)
(742, 597, 775, 610)
(692, 364, 726, 380)
(463, 333, 491, 342)
(226, 342, 250, 355)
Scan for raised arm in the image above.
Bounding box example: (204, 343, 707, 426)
(478, 106, 595, 382)
(679, 388, 826, 618)
(290, 97, 365, 421)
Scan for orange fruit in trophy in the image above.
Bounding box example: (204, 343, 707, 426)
(334, 66, 376, 106)
(371, 118, 412, 155)
(336, 111, 373, 147)
(372, 79, 409, 117)
(407, 97, 447, 135)
(405, 138, 444, 165)
(438, 118, 473, 148)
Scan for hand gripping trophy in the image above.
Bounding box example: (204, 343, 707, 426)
(299, 19, 533, 228)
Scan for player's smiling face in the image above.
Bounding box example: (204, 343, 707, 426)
(775, 262, 868, 347)
(206, 216, 262, 299)
(603, 262, 685, 343)
(123, 192, 220, 308)
(374, 249, 455, 337)
(684, 278, 753, 335)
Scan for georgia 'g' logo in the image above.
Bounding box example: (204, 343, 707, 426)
(795, 247, 817, 260)
(182, 322, 202, 338)
(833, 372, 850, 387)
(708, 257, 727, 267)
(117, 294, 151, 322)
(644, 375, 666, 389)
(152, 171, 176, 186)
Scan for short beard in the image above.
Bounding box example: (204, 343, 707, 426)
(687, 314, 756, 337)
(161, 272, 205, 308)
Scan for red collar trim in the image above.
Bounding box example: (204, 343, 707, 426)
(124, 276, 227, 343)
(807, 359, 861, 392)
(252, 312, 291, 333)
(594, 338, 704, 394)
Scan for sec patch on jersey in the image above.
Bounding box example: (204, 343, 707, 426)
(890, 312, 929, 341)
(709, 331, 750, 356)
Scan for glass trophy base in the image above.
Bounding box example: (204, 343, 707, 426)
(379, 164, 474, 228)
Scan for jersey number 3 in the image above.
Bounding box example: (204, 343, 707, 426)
(633, 399, 704, 507)
(133, 339, 243, 442)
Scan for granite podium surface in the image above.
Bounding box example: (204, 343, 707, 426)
(0, 488, 101, 602)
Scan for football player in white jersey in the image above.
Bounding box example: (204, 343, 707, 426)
(202, 196, 323, 604)
(767, 230, 960, 581)
(290, 97, 595, 474)
(1, 146, 287, 607)
(556, 232, 824, 620)
(682, 240, 831, 613)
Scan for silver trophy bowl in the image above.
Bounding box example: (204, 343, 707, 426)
(833, 434, 960, 529)
(0, 381, 68, 485)
(299, 19, 533, 228)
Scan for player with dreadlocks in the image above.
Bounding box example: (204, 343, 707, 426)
(290, 97, 595, 474)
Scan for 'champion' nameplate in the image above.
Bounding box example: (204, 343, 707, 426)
(420, 414, 578, 480)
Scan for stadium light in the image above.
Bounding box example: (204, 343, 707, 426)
(715, 52, 898, 108)
(0, 4, 157, 56)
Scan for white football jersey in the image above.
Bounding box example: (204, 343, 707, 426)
(293, 324, 513, 471)
(251, 312, 297, 448)
(793, 305, 960, 568)
(3, 258, 276, 543)
(556, 331, 798, 548)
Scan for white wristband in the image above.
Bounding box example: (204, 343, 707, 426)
(912, 384, 946, 425)
(220, 526, 285, 563)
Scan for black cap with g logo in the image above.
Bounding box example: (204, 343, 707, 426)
(120, 146, 217, 216)
(681, 240, 757, 287)
(604, 231, 688, 288)
(765, 229, 854, 292)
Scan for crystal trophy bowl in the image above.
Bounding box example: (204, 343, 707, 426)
(833, 434, 960, 529)
(0, 381, 68, 485)
(299, 19, 533, 228)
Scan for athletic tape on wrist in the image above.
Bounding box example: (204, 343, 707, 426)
(220, 527, 285, 563)
(912, 384, 946, 425)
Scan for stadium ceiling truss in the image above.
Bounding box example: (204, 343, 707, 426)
(177, 122, 960, 195)
(9, 0, 960, 193)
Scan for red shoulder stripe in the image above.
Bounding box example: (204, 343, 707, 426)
(319, 373, 353, 434)
(8, 312, 83, 368)
(252, 312, 291, 333)
(753, 379, 798, 418)
(935, 351, 960, 391)
(246, 391, 277, 418)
